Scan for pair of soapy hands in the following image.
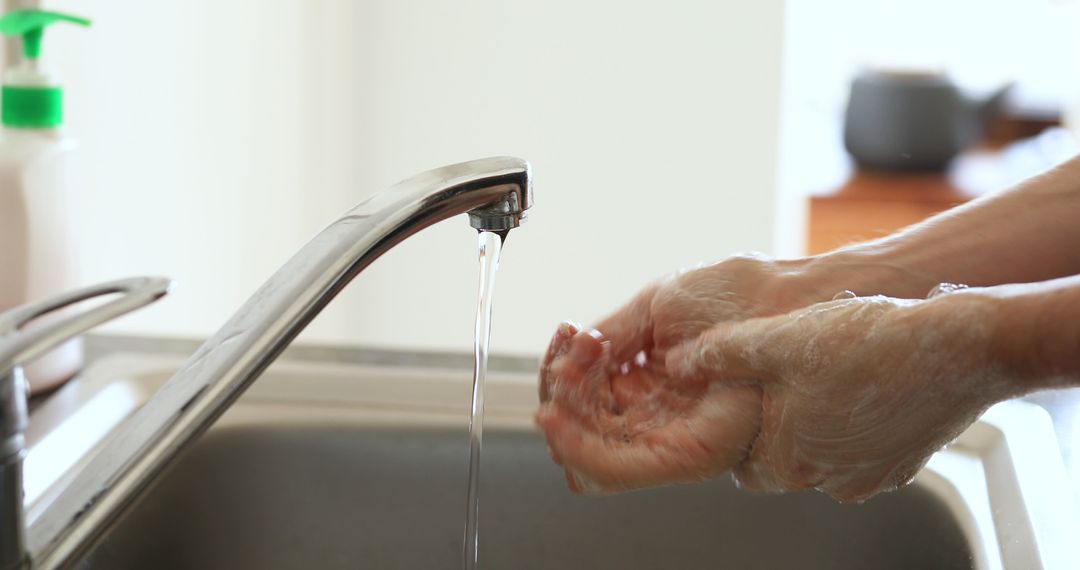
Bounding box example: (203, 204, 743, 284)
(535, 255, 1008, 502)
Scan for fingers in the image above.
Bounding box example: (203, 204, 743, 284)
(557, 330, 608, 406)
(539, 322, 603, 403)
(539, 321, 579, 402)
(732, 442, 826, 495)
(729, 394, 924, 501)
(539, 326, 618, 428)
(729, 386, 828, 495)
(730, 402, 788, 493)
(816, 452, 932, 503)
(592, 283, 660, 366)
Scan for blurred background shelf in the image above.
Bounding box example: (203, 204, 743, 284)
(805, 113, 1072, 255)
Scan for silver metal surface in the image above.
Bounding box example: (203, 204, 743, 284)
(0, 277, 171, 570)
(0, 278, 171, 381)
(81, 422, 973, 570)
(27, 157, 532, 569)
(0, 373, 28, 570)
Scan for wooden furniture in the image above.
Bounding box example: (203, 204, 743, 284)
(806, 114, 1061, 255)
(808, 161, 986, 254)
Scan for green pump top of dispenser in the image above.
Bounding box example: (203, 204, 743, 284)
(0, 9, 90, 129)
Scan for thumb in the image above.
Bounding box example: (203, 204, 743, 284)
(592, 283, 660, 365)
(666, 319, 776, 384)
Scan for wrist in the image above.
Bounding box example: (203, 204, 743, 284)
(755, 256, 843, 314)
(795, 246, 942, 300)
(777, 247, 937, 304)
(979, 281, 1080, 391)
(914, 289, 1026, 402)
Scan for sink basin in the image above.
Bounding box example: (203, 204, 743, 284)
(81, 423, 970, 570)
(23, 345, 1080, 569)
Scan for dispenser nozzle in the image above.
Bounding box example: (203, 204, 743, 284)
(0, 10, 90, 59)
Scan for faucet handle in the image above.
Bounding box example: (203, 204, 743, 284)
(0, 277, 169, 570)
(0, 276, 171, 379)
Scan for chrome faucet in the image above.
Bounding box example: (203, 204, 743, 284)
(0, 156, 532, 569)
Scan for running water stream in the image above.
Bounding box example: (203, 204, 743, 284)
(463, 230, 504, 570)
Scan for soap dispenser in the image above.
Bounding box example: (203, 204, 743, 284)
(0, 9, 90, 393)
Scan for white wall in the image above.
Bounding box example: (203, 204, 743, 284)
(787, 0, 1080, 113)
(35, 0, 784, 356)
(774, 0, 1080, 258)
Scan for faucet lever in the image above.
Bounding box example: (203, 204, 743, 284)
(0, 276, 170, 570)
(0, 277, 172, 378)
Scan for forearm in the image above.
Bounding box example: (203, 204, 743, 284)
(795, 155, 1080, 299)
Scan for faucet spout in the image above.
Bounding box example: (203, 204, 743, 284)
(468, 184, 532, 232)
(26, 156, 532, 569)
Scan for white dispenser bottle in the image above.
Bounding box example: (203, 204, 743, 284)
(0, 9, 90, 393)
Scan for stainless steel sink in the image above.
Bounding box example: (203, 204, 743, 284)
(23, 345, 1080, 570)
(80, 422, 972, 570)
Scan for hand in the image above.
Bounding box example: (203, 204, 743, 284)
(535, 254, 836, 494)
(669, 289, 1013, 502)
